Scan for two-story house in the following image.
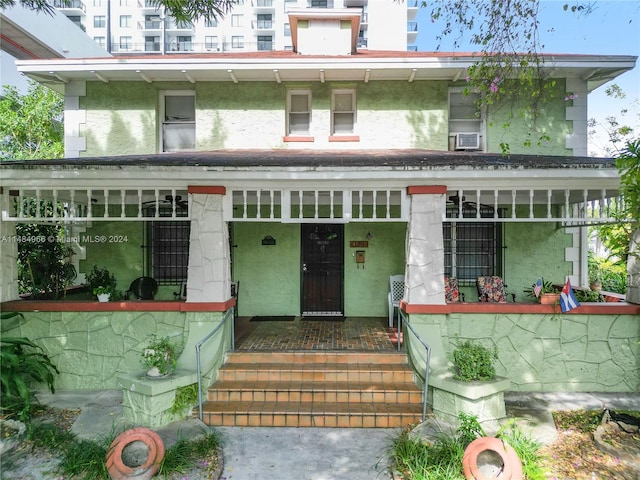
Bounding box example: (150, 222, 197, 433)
(1, 6, 638, 428)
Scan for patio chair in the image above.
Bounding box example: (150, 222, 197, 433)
(388, 274, 405, 327)
(444, 277, 465, 303)
(476, 276, 516, 303)
(125, 276, 158, 300)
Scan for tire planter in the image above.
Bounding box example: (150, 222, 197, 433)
(106, 427, 165, 480)
(462, 437, 523, 480)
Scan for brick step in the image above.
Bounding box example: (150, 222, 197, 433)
(207, 379, 423, 404)
(218, 362, 415, 383)
(226, 351, 408, 365)
(199, 400, 424, 428)
(201, 352, 424, 428)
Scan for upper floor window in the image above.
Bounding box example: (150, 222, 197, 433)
(287, 90, 311, 135)
(119, 36, 132, 50)
(449, 89, 483, 151)
(94, 15, 106, 28)
(94, 36, 106, 47)
(160, 91, 195, 152)
(177, 35, 192, 51)
(205, 19, 217, 28)
(231, 14, 243, 27)
(93, 0, 103, 6)
(257, 35, 272, 51)
(205, 36, 218, 50)
(231, 36, 244, 48)
(331, 90, 356, 135)
(284, 23, 291, 37)
(256, 13, 272, 29)
(311, 0, 328, 7)
(120, 15, 132, 28)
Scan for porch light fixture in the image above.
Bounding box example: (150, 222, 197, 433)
(262, 235, 276, 246)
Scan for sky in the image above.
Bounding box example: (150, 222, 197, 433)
(416, 0, 640, 156)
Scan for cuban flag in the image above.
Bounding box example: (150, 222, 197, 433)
(533, 278, 543, 298)
(560, 279, 580, 313)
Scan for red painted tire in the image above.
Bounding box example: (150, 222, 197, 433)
(462, 437, 523, 480)
(106, 427, 165, 480)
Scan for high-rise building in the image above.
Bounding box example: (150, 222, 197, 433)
(53, 0, 419, 55)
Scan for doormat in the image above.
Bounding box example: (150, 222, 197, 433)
(250, 316, 295, 322)
(301, 316, 345, 322)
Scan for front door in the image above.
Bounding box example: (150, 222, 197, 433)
(301, 224, 344, 315)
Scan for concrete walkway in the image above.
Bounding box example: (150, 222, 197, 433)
(35, 389, 640, 480)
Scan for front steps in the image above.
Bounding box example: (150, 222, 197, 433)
(199, 351, 424, 428)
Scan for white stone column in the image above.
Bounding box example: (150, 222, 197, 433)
(186, 192, 230, 302)
(405, 188, 447, 305)
(0, 190, 19, 301)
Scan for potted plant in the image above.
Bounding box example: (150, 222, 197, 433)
(524, 279, 562, 304)
(93, 286, 113, 302)
(141, 335, 179, 377)
(86, 265, 121, 301)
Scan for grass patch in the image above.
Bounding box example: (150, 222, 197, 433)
(392, 413, 545, 480)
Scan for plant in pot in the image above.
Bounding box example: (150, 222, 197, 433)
(93, 285, 113, 302)
(86, 265, 121, 301)
(451, 339, 498, 382)
(141, 335, 179, 377)
(523, 279, 561, 304)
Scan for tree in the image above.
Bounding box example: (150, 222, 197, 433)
(0, 0, 236, 23)
(0, 82, 64, 160)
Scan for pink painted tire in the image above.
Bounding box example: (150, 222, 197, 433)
(462, 437, 523, 480)
(106, 427, 165, 480)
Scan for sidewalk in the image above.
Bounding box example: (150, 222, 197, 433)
(34, 389, 640, 480)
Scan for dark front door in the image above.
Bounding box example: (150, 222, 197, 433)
(301, 224, 344, 315)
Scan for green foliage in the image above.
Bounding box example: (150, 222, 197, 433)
(523, 279, 561, 299)
(171, 382, 199, 415)
(552, 409, 602, 433)
(574, 289, 601, 302)
(0, 337, 59, 424)
(617, 140, 640, 226)
(498, 421, 546, 480)
(588, 252, 627, 294)
(141, 335, 179, 375)
(451, 340, 497, 381)
(85, 265, 121, 300)
(0, 82, 63, 160)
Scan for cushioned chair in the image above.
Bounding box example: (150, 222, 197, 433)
(444, 277, 465, 303)
(388, 274, 405, 327)
(126, 276, 158, 300)
(476, 276, 516, 303)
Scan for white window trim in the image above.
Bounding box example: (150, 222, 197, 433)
(448, 87, 486, 151)
(286, 89, 312, 136)
(331, 89, 356, 135)
(159, 90, 196, 153)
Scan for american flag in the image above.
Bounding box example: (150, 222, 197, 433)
(533, 278, 543, 298)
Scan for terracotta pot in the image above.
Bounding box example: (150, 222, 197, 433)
(105, 427, 165, 480)
(539, 293, 560, 305)
(462, 436, 523, 480)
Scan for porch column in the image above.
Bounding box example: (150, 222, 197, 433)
(186, 187, 231, 302)
(405, 186, 446, 305)
(0, 190, 19, 302)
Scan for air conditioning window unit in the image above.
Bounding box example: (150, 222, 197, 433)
(455, 132, 480, 150)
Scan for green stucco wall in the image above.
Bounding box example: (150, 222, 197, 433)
(405, 312, 639, 393)
(79, 79, 571, 155)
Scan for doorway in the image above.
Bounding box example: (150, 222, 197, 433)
(301, 224, 344, 316)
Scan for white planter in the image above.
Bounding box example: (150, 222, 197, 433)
(97, 293, 111, 302)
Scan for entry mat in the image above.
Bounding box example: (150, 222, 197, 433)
(301, 316, 345, 322)
(250, 316, 295, 322)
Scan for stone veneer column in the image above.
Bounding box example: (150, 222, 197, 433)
(186, 188, 230, 302)
(405, 186, 447, 305)
(0, 190, 19, 302)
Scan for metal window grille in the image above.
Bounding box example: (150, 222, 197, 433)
(146, 205, 189, 285)
(444, 203, 502, 284)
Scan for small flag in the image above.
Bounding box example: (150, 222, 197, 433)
(560, 280, 580, 313)
(533, 278, 543, 298)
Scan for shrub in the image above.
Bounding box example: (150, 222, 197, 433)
(451, 340, 497, 381)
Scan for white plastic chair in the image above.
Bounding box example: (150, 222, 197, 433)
(388, 274, 405, 327)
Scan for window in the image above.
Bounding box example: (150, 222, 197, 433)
(93, 0, 103, 6)
(119, 0, 130, 5)
(444, 204, 502, 282)
(94, 36, 106, 47)
(231, 36, 244, 48)
(119, 36, 132, 50)
(177, 35, 192, 51)
(145, 14, 162, 29)
(287, 90, 311, 135)
(257, 13, 272, 29)
(331, 90, 356, 134)
(231, 14, 243, 27)
(448, 89, 483, 150)
(205, 36, 218, 50)
(94, 15, 106, 28)
(311, 0, 328, 6)
(145, 36, 160, 51)
(146, 211, 190, 285)
(205, 19, 217, 28)
(120, 15, 132, 28)
(257, 35, 272, 51)
(160, 91, 195, 152)
(284, 23, 291, 37)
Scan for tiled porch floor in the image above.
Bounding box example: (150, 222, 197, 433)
(234, 317, 399, 351)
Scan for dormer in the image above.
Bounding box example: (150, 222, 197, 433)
(287, 8, 362, 55)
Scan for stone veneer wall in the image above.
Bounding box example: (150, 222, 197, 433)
(405, 312, 639, 393)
